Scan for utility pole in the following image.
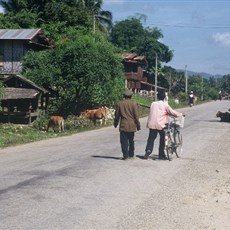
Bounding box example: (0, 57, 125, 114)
(154, 53, 158, 101)
(185, 65, 188, 94)
(169, 71, 172, 95)
(201, 76, 203, 100)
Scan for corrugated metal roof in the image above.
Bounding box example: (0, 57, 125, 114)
(0, 29, 41, 40)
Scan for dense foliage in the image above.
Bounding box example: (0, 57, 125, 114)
(0, 81, 4, 99)
(111, 16, 173, 70)
(22, 28, 124, 115)
(0, 0, 112, 32)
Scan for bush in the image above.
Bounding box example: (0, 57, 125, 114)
(23, 28, 124, 116)
(32, 110, 49, 130)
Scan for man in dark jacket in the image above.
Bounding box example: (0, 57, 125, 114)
(114, 89, 141, 160)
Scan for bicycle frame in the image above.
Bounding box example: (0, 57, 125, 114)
(164, 117, 183, 161)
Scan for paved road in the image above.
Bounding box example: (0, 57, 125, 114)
(0, 100, 230, 230)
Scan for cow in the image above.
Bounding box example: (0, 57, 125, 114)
(80, 107, 111, 125)
(45, 116, 65, 132)
(80, 109, 97, 119)
(216, 111, 230, 122)
(93, 107, 109, 125)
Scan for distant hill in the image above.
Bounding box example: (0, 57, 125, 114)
(177, 69, 222, 79)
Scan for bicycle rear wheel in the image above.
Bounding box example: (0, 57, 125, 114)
(165, 135, 174, 161)
(174, 131, 183, 158)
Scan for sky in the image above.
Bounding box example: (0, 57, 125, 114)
(103, 0, 230, 76)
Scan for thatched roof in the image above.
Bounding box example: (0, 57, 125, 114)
(0, 74, 47, 93)
(1, 88, 39, 100)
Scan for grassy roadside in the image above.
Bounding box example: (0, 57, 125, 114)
(0, 95, 190, 148)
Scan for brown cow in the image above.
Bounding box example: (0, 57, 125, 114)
(45, 116, 65, 132)
(80, 107, 109, 125)
(93, 107, 108, 125)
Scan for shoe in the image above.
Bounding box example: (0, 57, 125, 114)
(121, 157, 128, 160)
(159, 155, 168, 160)
(143, 152, 151, 159)
(129, 156, 135, 159)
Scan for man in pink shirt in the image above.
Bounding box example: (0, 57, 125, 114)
(144, 91, 184, 160)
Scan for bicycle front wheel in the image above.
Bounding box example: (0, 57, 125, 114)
(174, 131, 183, 158)
(165, 135, 174, 161)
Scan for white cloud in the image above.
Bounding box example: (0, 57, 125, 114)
(212, 33, 230, 47)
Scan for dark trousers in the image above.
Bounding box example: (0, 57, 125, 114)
(145, 129, 165, 157)
(120, 131, 135, 158)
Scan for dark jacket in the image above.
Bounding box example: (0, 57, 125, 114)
(114, 98, 140, 132)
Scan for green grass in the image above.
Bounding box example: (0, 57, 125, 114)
(0, 118, 114, 148)
(0, 123, 48, 147)
(132, 95, 152, 107)
(132, 94, 188, 110)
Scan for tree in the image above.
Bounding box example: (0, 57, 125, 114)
(0, 0, 39, 28)
(170, 70, 185, 96)
(77, 0, 112, 34)
(22, 28, 124, 115)
(0, 0, 112, 34)
(111, 16, 173, 71)
(111, 17, 145, 51)
(0, 0, 26, 13)
(0, 81, 5, 100)
(221, 74, 230, 94)
(138, 38, 173, 70)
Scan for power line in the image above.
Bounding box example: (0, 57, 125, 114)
(151, 23, 230, 29)
(108, 0, 229, 3)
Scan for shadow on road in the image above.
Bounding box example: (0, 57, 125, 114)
(136, 154, 160, 160)
(91, 155, 121, 160)
(92, 154, 167, 161)
(193, 119, 221, 123)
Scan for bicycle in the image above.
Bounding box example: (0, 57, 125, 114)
(164, 116, 185, 161)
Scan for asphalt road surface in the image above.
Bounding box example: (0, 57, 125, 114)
(0, 100, 229, 230)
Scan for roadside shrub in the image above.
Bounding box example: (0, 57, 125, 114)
(65, 115, 93, 130)
(207, 88, 218, 100)
(32, 110, 49, 130)
(177, 92, 187, 102)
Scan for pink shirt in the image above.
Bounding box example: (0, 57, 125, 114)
(147, 101, 183, 130)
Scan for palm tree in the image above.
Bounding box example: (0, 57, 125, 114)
(79, 0, 113, 34)
(94, 11, 112, 34)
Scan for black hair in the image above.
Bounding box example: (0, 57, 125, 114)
(124, 94, 132, 98)
(157, 91, 165, 100)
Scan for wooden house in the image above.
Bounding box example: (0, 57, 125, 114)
(0, 28, 52, 74)
(0, 74, 48, 124)
(0, 29, 53, 123)
(122, 53, 147, 92)
(122, 53, 166, 94)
